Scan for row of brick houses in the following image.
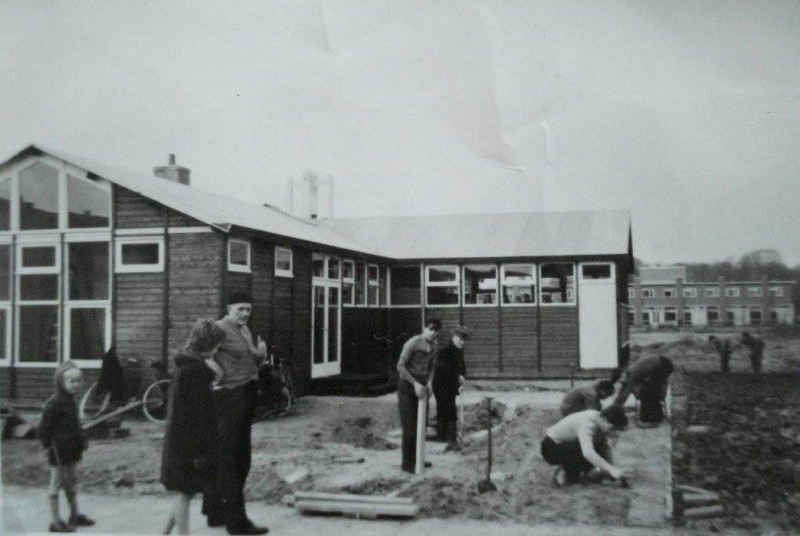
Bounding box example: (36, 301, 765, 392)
(0, 145, 634, 402)
(628, 266, 795, 327)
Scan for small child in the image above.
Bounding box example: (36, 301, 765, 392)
(161, 319, 226, 535)
(38, 361, 95, 532)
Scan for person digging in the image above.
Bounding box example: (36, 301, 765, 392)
(432, 326, 469, 452)
(541, 406, 630, 487)
(396, 318, 441, 473)
(613, 354, 674, 428)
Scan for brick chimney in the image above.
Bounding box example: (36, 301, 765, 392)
(154, 154, 190, 185)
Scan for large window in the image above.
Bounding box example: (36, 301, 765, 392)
(389, 266, 421, 306)
(67, 174, 110, 228)
(426, 265, 459, 306)
(19, 161, 59, 230)
(683, 288, 697, 298)
(463, 265, 497, 306)
(539, 263, 575, 304)
(17, 242, 61, 364)
(501, 264, 536, 305)
(747, 287, 763, 297)
(769, 286, 784, 297)
(705, 287, 720, 298)
(68, 242, 109, 300)
(725, 287, 740, 298)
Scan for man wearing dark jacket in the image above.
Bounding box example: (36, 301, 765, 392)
(433, 326, 469, 452)
(741, 332, 765, 374)
(613, 355, 673, 427)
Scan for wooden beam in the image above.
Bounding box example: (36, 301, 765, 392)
(415, 397, 426, 474)
(293, 492, 413, 505)
(682, 494, 720, 508)
(295, 500, 418, 519)
(682, 505, 724, 520)
(81, 400, 141, 431)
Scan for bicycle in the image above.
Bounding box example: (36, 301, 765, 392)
(79, 355, 171, 424)
(253, 348, 295, 422)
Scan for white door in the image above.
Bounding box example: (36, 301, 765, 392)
(578, 263, 618, 368)
(311, 282, 341, 378)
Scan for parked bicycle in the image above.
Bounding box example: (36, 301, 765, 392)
(79, 353, 171, 424)
(253, 347, 295, 421)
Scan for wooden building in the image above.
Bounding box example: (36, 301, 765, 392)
(0, 145, 633, 401)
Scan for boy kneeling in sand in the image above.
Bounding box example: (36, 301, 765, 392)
(540, 406, 629, 487)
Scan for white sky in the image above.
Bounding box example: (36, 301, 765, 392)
(2, 0, 800, 264)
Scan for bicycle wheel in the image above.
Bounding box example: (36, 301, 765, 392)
(142, 379, 170, 423)
(79, 382, 111, 421)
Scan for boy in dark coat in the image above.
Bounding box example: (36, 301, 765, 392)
(38, 361, 95, 533)
(161, 319, 226, 535)
(708, 335, 734, 373)
(433, 326, 469, 452)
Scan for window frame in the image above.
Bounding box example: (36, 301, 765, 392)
(64, 304, 111, 369)
(628, 287, 635, 299)
(425, 265, 460, 307)
(682, 287, 697, 298)
(640, 287, 655, 299)
(539, 263, 576, 306)
(341, 259, 355, 307)
(388, 265, 422, 308)
(747, 286, 763, 297)
(501, 264, 537, 307)
(462, 264, 499, 307)
(662, 287, 675, 298)
(725, 287, 740, 298)
(114, 236, 165, 273)
(0, 304, 10, 366)
(274, 246, 293, 278)
(769, 286, 784, 297)
(368, 263, 380, 307)
(66, 239, 111, 302)
(227, 239, 251, 273)
(704, 287, 720, 298)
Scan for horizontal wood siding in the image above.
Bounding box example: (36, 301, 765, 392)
(116, 273, 164, 364)
(272, 277, 293, 363)
(388, 308, 422, 374)
(424, 308, 460, 334)
(292, 248, 312, 395)
(501, 308, 538, 376)
(167, 233, 222, 355)
(225, 272, 251, 305)
(540, 307, 579, 375)
(462, 308, 500, 377)
(168, 209, 205, 227)
(0, 368, 9, 397)
(6, 368, 100, 403)
(250, 242, 274, 346)
(341, 308, 390, 376)
(114, 186, 164, 229)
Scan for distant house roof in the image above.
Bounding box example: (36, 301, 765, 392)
(5, 145, 380, 256)
(321, 210, 632, 259)
(3, 145, 632, 261)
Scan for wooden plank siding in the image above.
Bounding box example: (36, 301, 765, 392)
(167, 232, 223, 356)
(291, 248, 312, 395)
(461, 308, 500, 376)
(2, 368, 100, 404)
(114, 186, 165, 228)
(250, 241, 274, 346)
(115, 273, 164, 364)
(387, 308, 422, 375)
(500, 308, 538, 376)
(539, 307, 580, 375)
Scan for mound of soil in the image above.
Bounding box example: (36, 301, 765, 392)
(673, 373, 800, 532)
(460, 401, 507, 435)
(327, 415, 397, 450)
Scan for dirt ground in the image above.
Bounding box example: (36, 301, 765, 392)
(631, 328, 800, 533)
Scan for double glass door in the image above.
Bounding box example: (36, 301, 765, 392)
(311, 281, 340, 378)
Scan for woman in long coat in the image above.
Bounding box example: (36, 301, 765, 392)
(161, 320, 225, 535)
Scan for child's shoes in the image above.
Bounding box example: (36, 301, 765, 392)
(48, 519, 74, 532)
(69, 513, 96, 526)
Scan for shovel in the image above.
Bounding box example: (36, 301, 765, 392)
(457, 392, 464, 444)
(477, 397, 497, 493)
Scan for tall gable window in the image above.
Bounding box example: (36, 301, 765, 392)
(19, 161, 59, 230)
(0, 178, 11, 231)
(67, 174, 110, 228)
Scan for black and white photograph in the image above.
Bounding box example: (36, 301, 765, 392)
(1, 2, 799, 535)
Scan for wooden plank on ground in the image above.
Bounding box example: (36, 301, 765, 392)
(683, 505, 724, 520)
(682, 493, 720, 508)
(295, 499, 418, 519)
(293, 492, 413, 505)
(81, 400, 141, 431)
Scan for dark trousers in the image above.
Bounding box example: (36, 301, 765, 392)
(750, 352, 762, 374)
(541, 435, 610, 483)
(398, 380, 421, 470)
(639, 374, 669, 423)
(202, 381, 257, 528)
(433, 382, 457, 440)
(720, 352, 731, 373)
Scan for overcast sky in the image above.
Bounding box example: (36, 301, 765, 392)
(2, 1, 799, 264)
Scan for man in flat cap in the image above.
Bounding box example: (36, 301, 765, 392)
(203, 292, 269, 535)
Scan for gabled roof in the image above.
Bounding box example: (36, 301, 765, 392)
(5, 145, 380, 256)
(3, 145, 632, 260)
(320, 210, 632, 259)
